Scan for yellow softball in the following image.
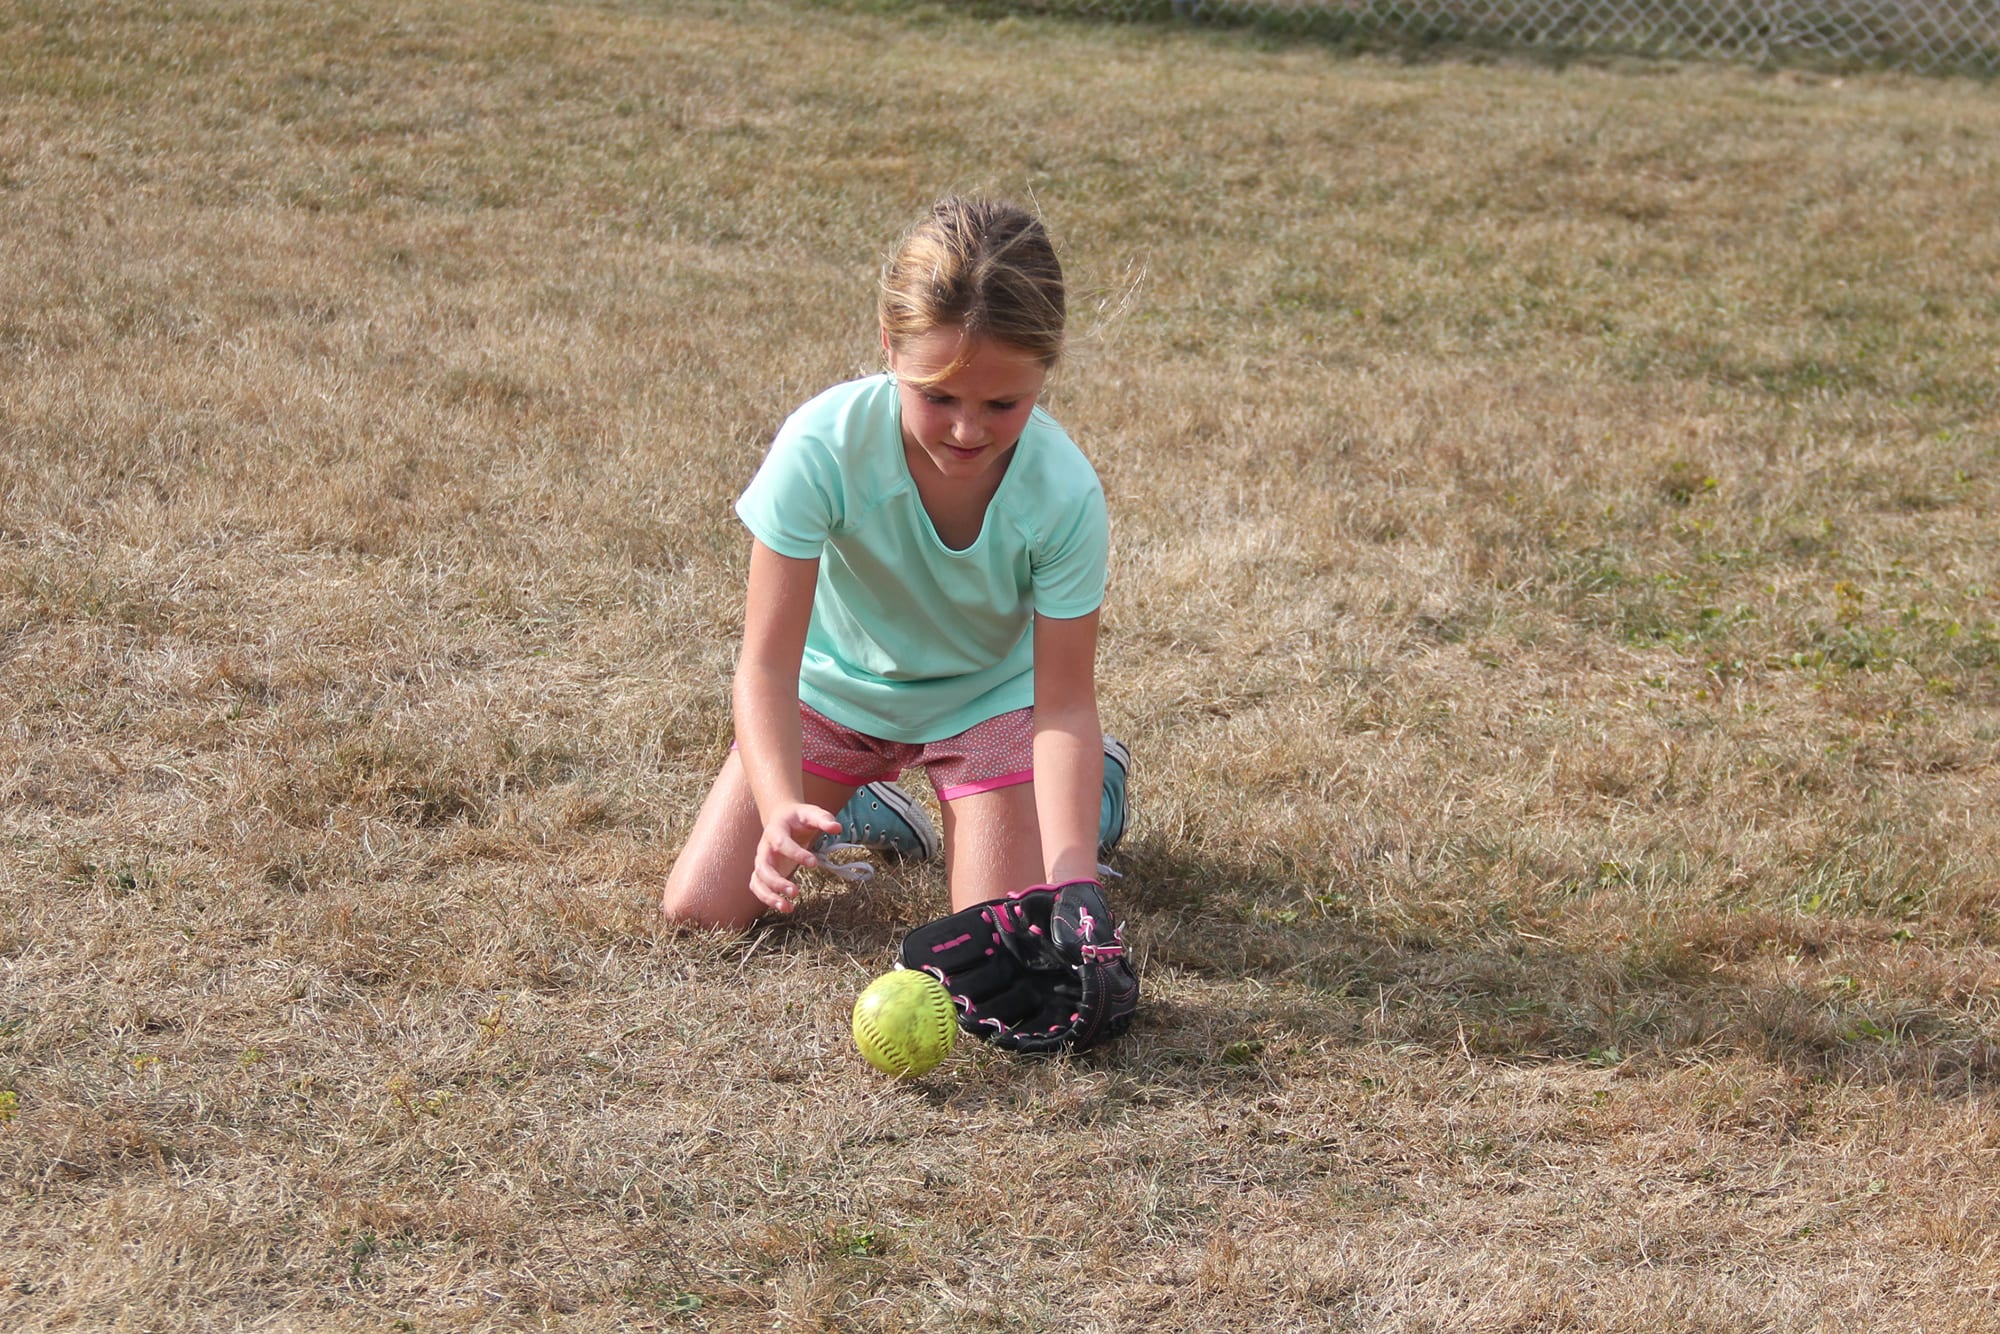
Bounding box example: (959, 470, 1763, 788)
(851, 969, 958, 1078)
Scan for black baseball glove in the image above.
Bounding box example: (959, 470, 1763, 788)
(898, 879, 1138, 1054)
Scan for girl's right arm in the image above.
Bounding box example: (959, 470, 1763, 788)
(735, 539, 842, 914)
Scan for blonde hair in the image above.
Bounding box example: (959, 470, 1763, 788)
(879, 196, 1065, 384)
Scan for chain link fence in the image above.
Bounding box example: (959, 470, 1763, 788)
(1000, 0, 2000, 75)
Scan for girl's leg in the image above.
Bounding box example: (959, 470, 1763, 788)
(937, 781, 1046, 911)
(660, 750, 857, 932)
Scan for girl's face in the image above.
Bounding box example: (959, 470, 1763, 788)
(886, 326, 1049, 487)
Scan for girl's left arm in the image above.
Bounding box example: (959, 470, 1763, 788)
(1031, 608, 1104, 885)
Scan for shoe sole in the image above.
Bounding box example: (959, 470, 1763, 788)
(1100, 736, 1130, 853)
(867, 781, 940, 861)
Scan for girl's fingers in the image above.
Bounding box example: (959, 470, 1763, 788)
(750, 868, 798, 912)
(750, 808, 845, 914)
(794, 804, 841, 837)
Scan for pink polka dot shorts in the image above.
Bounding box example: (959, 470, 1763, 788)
(798, 703, 1034, 802)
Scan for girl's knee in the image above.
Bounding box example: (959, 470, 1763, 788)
(659, 867, 761, 934)
(659, 888, 760, 935)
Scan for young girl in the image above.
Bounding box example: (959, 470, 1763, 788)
(660, 196, 1125, 933)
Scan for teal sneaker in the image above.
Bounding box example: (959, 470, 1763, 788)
(1100, 736, 1130, 855)
(834, 781, 940, 862)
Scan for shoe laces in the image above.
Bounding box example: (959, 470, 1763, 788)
(814, 840, 877, 883)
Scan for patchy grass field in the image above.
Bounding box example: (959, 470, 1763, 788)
(3, 0, 1999, 1328)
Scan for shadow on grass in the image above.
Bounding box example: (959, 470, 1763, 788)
(1107, 832, 2000, 1095)
(703, 826, 1998, 1097)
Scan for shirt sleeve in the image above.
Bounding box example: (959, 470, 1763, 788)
(1030, 482, 1109, 619)
(734, 414, 846, 559)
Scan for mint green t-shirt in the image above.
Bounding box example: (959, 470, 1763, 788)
(734, 374, 1108, 744)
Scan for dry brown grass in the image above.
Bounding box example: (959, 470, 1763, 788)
(3, 0, 1999, 1328)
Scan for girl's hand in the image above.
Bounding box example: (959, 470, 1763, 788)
(749, 802, 843, 914)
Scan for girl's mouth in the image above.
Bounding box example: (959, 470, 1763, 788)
(942, 442, 984, 461)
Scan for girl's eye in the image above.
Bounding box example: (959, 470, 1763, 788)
(923, 393, 954, 406)
(989, 400, 1019, 413)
